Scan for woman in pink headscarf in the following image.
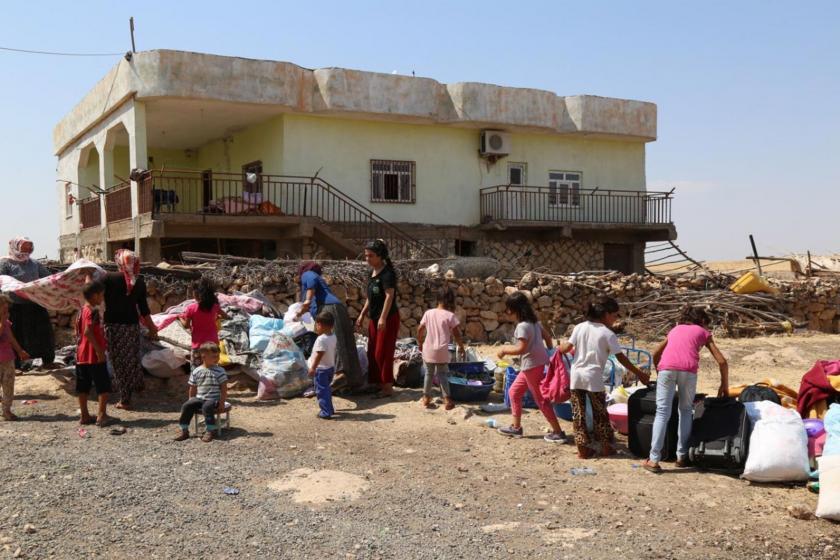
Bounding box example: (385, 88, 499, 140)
(101, 249, 157, 410)
(0, 237, 56, 368)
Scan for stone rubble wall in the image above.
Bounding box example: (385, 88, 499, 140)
(50, 269, 840, 344)
(478, 239, 605, 273)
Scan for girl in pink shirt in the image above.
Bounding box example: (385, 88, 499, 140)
(643, 307, 729, 473)
(417, 288, 465, 410)
(180, 278, 228, 366)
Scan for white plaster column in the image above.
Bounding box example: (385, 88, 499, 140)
(126, 99, 148, 217)
(125, 99, 148, 258)
(94, 138, 112, 233)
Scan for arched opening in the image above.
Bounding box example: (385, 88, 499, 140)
(77, 143, 99, 197)
(105, 122, 131, 187)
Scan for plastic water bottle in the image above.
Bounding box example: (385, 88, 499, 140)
(569, 467, 597, 476)
(485, 418, 498, 428)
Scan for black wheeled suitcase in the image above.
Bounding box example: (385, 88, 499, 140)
(738, 384, 781, 405)
(628, 383, 678, 460)
(688, 397, 751, 473)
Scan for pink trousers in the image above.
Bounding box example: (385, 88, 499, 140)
(509, 365, 557, 423)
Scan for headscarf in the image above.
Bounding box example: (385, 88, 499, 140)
(364, 239, 395, 273)
(7, 237, 33, 262)
(297, 261, 322, 279)
(115, 249, 140, 295)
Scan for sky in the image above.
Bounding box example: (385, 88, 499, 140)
(0, 0, 838, 261)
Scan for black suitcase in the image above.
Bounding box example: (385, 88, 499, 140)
(738, 384, 781, 405)
(628, 383, 678, 460)
(688, 397, 751, 473)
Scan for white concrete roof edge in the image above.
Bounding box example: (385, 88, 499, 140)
(53, 49, 657, 155)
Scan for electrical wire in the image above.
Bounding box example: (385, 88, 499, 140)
(0, 46, 124, 57)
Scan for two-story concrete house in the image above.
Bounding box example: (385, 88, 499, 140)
(55, 50, 675, 272)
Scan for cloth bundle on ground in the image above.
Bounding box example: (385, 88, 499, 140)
(816, 454, 840, 521)
(152, 292, 267, 330)
(393, 338, 424, 388)
(257, 332, 309, 400)
(281, 303, 312, 338)
(822, 403, 840, 458)
(141, 347, 188, 378)
(797, 361, 840, 419)
(0, 259, 103, 313)
(729, 378, 797, 409)
(249, 316, 284, 352)
(742, 400, 810, 482)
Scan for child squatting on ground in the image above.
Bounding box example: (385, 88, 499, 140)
(558, 297, 650, 459)
(0, 294, 30, 421)
(642, 306, 729, 473)
(180, 278, 228, 366)
(496, 292, 568, 443)
(75, 281, 114, 427)
(417, 287, 465, 411)
(174, 342, 229, 442)
(309, 311, 338, 419)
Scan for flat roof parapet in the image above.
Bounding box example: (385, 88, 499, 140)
(54, 49, 657, 154)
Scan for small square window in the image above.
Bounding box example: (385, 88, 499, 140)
(371, 160, 416, 203)
(508, 163, 527, 186)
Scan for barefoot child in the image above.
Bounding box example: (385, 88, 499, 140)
(558, 297, 649, 459)
(309, 311, 338, 419)
(642, 307, 728, 473)
(174, 342, 228, 442)
(496, 292, 567, 443)
(417, 287, 465, 410)
(0, 294, 29, 421)
(75, 282, 114, 426)
(180, 278, 228, 366)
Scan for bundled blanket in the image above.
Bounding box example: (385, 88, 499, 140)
(798, 361, 840, 419)
(0, 259, 103, 313)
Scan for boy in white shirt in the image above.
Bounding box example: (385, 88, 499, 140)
(309, 311, 337, 419)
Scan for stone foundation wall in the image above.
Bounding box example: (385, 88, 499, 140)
(50, 266, 840, 344)
(478, 239, 604, 273)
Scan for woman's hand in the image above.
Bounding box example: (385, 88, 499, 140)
(496, 349, 506, 360)
(717, 383, 729, 398)
(355, 316, 364, 332)
(18, 350, 31, 362)
(377, 316, 386, 331)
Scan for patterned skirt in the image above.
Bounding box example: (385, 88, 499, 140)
(105, 323, 144, 402)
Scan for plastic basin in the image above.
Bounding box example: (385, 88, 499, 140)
(804, 418, 826, 438)
(607, 403, 629, 435)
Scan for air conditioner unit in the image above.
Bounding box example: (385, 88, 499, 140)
(480, 130, 511, 157)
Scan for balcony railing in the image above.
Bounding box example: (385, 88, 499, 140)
(79, 197, 101, 230)
(105, 182, 132, 223)
(479, 185, 673, 226)
(136, 169, 441, 259)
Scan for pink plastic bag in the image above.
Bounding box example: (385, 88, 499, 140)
(809, 432, 827, 458)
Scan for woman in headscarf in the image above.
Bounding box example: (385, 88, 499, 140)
(0, 237, 56, 368)
(102, 249, 157, 409)
(296, 261, 364, 391)
(355, 240, 400, 398)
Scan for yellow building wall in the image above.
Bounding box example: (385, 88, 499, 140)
(281, 114, 646, 225)
(142, 112, 646, 225)
(112, 146, 131, 187)
(78, 150, 99, 197)
(195, 116, 284, 174)
(147, 147, 197, 171)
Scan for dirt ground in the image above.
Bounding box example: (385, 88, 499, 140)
(0, 333, 838, 559)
